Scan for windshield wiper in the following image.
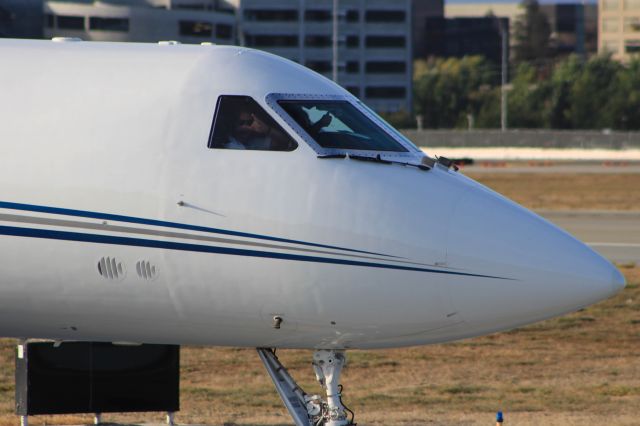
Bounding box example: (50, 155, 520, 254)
(348, 154, 392, 164)
(317, 154, 347, 159)
(317, 153, 433, 172)
(318, 153, 391, 164)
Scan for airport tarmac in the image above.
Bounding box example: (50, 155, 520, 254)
(539, 210, 640, 264)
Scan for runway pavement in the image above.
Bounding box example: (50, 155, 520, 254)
(538, 210, 640, 264)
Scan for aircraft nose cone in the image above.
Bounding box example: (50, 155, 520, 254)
(446, 185, 625, 331)
(611, 267, 626, 295)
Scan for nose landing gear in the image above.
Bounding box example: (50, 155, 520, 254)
(257, 348, 355, 426)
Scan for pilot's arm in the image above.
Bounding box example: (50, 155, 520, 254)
(250, 114, 291, 151)
(309, 112, 332, 135)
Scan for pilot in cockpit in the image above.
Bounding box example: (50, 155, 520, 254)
(226, 105, 289, 150)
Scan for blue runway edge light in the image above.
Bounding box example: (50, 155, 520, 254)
(496, 411, 504, 423)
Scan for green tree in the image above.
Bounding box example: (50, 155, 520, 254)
(608, 58, 640, 130)
(507, 63, 548, 128)
(412, 52, 640, 130)
(513, 0, 551, 65)
(378, 110, 415, 129)
(471, 86, 501, 128)
(413, 56, 495, 128)
(568, 55, 622, 129)
(545, 55, 582, 129)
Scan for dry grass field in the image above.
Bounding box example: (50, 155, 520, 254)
(466, 172, 640, 211)
(0, 172, 638, 426)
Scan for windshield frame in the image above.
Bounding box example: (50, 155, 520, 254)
(265, 93, 422, 159)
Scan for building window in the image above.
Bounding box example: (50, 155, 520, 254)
(45, 14, 54, 29)
(345, 10, 359, 22)
(624, 0, 640, 9)
(365, 87, 406, 99)
(244, 10, 298, 21)
(625, 40, 640, 52)
(365, 10, 406, 23)
(603, 17, 619, 32)
(171, 2, 221, 12)
(346, 61, 359, 73)
(306, 61, 332, 73)
(346, 35, 359, 47)
(89, 17, 129, 32)
(365, 36, 406, 48)
(57, 15, 85, 30)
(179, 21, 212, 37)
(174, 3, 234, 13)
(554, 5, 576, 32)
(602, 40, 619, 53)
(175, 3, 205, 10)
(346, 86, 360, 97)
(305, 35, 331, 47)
(603, 0, 619, 10)
(216, 23, 232, 39)
(624, 17, 640, 32)
(366, 61, 406, 73)
(216, 6, 234, 15)
(305, 10, 331, 22)
(245, 35, 298, 47)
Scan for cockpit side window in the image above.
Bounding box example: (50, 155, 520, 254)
(277, 100, 408, 152)
(208, 96, 298, 151)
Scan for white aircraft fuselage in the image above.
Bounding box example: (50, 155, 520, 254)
(0, 39, 625, 350)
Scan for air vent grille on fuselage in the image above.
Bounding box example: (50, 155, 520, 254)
(136, 260, 158, 281)
(97, 257, 125, 281)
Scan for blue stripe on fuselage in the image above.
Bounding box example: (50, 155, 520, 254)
(0, 201, 397, 258)
(0, 225, 511, 280)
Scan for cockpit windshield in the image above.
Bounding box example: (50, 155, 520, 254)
(277, 100, 408, 152)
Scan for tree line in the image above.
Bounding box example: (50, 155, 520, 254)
(381, 0, 640, 130)
(403, 55, 640, 130)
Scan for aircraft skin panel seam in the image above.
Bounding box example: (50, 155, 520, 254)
(0, 225, 513, 280)
(0, 213, 434, 267)
(0, 200, 398, 258)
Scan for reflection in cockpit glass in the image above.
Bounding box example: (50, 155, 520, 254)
(278, 100, 408, 152)
(303, 107, 351, 132)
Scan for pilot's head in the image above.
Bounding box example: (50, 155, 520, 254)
(233, 108, 268, 143)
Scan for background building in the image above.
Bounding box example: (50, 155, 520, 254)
(423, 16, 508, 65)
(0, 0, 43, 39)
(238, 0, 413, 113)
(445, 2, 521, 29)
(412, 0, 444, 58)
(445, 1, 598, 57)
(542, 3, 597, 56)
(43, 0, 236, 44)
(37, 0, 413, 113)
(599, 0, 640, 61)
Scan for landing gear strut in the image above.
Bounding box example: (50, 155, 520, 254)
(257, 348, 355, 426)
